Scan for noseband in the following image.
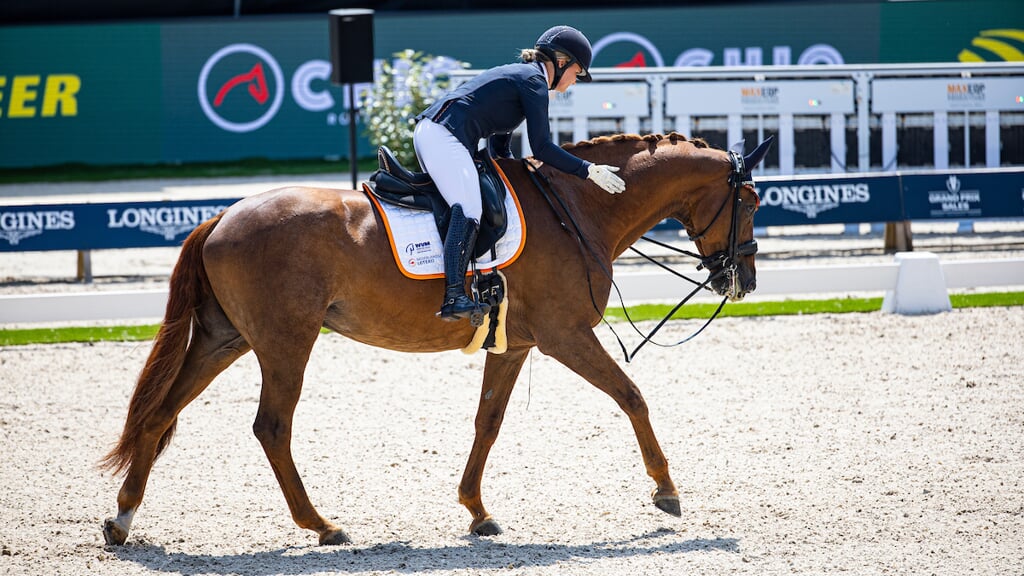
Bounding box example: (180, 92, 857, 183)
(684, 150, 759, 276)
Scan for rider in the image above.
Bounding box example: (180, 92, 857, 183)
(414, 25, 627, 322)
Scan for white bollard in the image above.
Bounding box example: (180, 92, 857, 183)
(881, 252, 952, 315)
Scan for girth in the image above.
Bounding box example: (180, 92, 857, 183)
(366, 146, 508, 260)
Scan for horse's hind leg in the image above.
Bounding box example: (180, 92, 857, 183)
(458, 348, 529, 536)
(104, 301, 250, 545)
(539, 330, 681, 517)
(249, 339, 350, 545)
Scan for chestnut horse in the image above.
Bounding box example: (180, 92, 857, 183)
(101, 132, 771, 546)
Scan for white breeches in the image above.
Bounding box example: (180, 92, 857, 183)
(413, 119, 483, 221)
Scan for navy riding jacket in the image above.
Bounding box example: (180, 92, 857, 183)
(416, 62, 591, 179)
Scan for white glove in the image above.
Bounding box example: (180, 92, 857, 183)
(587, 164, 626, 194)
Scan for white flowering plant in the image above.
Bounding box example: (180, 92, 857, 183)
(359, 50, 468, 168)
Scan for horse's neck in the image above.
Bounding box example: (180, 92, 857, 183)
(561, 146, 717, 260)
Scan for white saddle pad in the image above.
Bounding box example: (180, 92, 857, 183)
(365, 183, 525, 280)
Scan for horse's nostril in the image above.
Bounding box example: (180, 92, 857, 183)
(746, 278, 757, 292)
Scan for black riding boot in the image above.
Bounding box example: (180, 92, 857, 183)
(439, 204, 487, 322)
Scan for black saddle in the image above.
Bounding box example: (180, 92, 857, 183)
(366, 146, 508, 260)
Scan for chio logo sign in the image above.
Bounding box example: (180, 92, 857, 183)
(590, 31, 844, 67)
(198, 44, 286, 133)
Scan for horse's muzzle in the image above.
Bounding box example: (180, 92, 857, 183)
(711, 265, 757, 301)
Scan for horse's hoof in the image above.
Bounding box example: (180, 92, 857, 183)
(319, 528, 352, 546)
(470, 516, 503, 536)
(102, 518, 129, 546)
(653, 494, 682, 517)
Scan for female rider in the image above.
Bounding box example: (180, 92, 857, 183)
(414, 25, 626, 322)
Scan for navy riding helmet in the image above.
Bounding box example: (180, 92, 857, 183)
(535, 25, 594, 85)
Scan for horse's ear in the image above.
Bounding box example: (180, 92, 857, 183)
(729, 139, 746, 155)
(743, 134, 775, 170)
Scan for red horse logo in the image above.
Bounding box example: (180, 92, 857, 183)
(212, 62, 270, 107)
(616, 52, 648, 68)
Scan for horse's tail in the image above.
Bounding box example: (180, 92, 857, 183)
(99, 213, 223, 477)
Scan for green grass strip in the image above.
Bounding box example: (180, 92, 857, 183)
(604, 290, 1024, 322)
(1, 291, 1021, 347)
(949, 291, 1024, 308)
(0, 324, 160, 346)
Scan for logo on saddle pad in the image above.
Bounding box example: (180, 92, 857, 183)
(404, 240, 440, 268)
(368, 190, 526, 280)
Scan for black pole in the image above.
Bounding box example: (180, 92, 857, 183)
(348, 82, 358, 188)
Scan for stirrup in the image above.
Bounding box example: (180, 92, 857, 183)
(438, 296, 491, 327)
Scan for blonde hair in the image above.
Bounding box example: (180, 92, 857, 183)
(519, 48, 570, 65)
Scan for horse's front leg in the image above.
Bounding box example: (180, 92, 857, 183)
(458, 348, 530, 536)
(539, 329, 681, 517)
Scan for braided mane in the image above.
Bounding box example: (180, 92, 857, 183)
(562, 132, 710, 151)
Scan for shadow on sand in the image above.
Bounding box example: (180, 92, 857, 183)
(110, 528, 739, 575)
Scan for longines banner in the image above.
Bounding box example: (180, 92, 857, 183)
(0, 0, 1019, 168)
(4, 171, 1021, 252)
(752, 173, 904, 226)
(0, 199, 237, 251)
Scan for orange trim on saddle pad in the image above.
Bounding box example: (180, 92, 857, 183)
(362, 158, 526, 280)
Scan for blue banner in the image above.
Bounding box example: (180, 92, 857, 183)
(652, 173, 904, 231)
(2, 167, 1022, 252)
(753, 173, 904, 226)
(902, 171, 1024, 220)
(651, 169, 1023, 231)
(0, 198, 238, 252)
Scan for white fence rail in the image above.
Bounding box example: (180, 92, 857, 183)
(2, 256, 1021, 325)
(615, 257, 1023, 305)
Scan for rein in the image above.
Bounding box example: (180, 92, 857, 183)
(522, 151, 755, 362)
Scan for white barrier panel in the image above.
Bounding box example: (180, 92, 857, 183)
(666, 80, 855, 115)
(942, 258, 1024, 289)
(525, 82, 650, 154)
(1, 258, 1021, 325)
(0, 290, 167, 324)
(871, 77, 1024, 113)
(872, 77, 1024, 171)
(667, 80, 854, 175)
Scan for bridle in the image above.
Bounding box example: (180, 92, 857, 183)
(654, 150, 759, 277)
(523, 148, 759, 362)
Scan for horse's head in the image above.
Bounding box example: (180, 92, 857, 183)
(679, 136, 774, 301)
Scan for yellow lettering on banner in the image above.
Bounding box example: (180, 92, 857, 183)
(42, 74, 80, 117)
(8, 75, 41, 118)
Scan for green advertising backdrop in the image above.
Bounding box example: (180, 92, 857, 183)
(160, 19, 364, 163)
(0, 1, 1020, 168)
(372, 4, 881, 69)
(880, 0, 1024, 63)
(0, 24, 161, 167)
